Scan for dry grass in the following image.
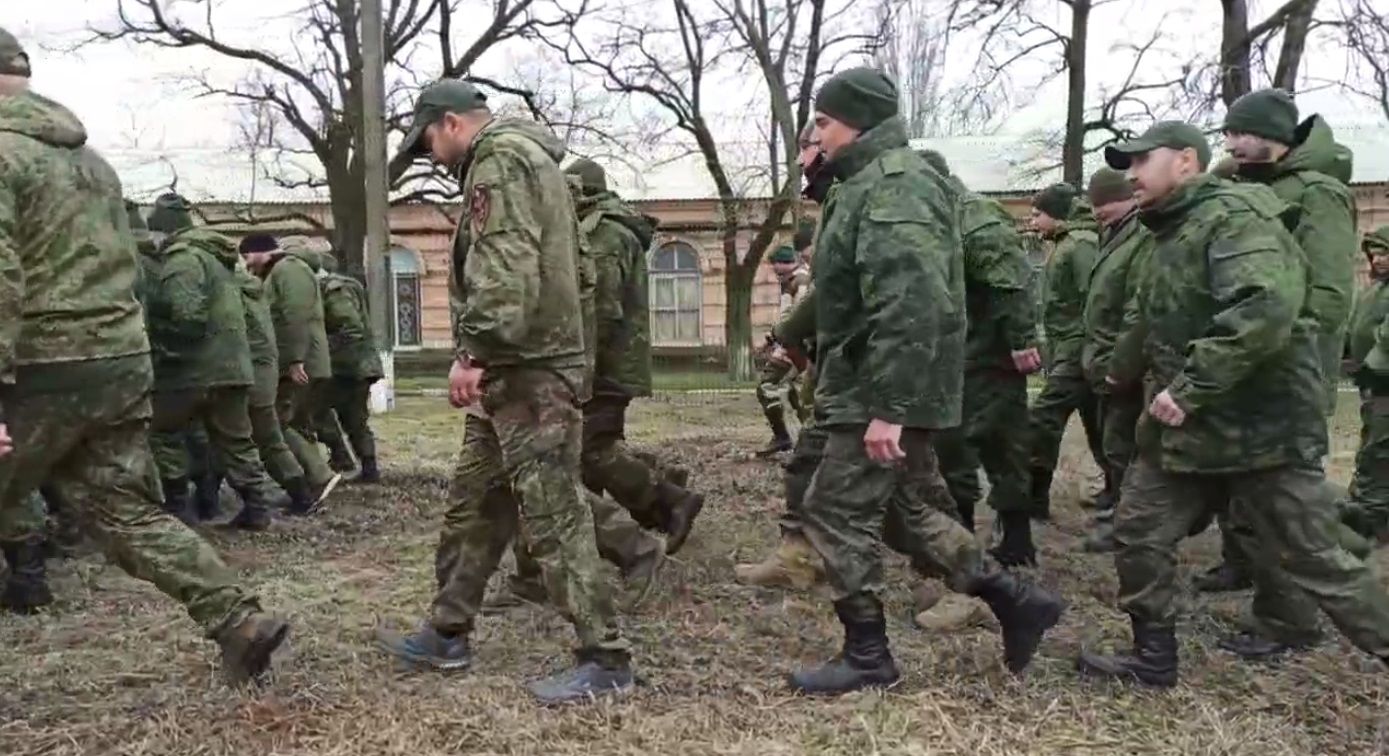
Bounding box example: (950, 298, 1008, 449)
(2, 392, 1388, 755)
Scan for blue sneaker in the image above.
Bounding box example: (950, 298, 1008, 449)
(526, 660, 634, 704)
(376, 623, 471, 671)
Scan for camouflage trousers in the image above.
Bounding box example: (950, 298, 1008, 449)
(755, 359, 807, 422)
(150, 386, 280, 504)
(780, 421, 829, 536)
(248, 364, 304, 488)
(580, 394, 686, 529)
(276, 378, 335, 488)
(314, 376, 378, 464)
(513, 488, 662, 584)
(1348, 390, 1389, 528)
(0, 356, 259, 635)
(1099, 387, 1142, 490)
(1029, 368, 1106, 477)
(430, 368, 628, 662)
(801, 426, 984, 601)
(934, 368, 1031, 519)
(1115, 453, 1389, 656)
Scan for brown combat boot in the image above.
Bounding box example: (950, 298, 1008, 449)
(734, 532, 824, 589)
(216, 612, 289, 685)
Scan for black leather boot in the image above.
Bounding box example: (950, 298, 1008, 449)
(967, 571, 1065, 673)
(989, 510, 1037, 567)
(789, 593, 901, 695)
(162, 478, 197, 526)
(193, 472, 224, 522)
(1076, 618, 1178, 687)
(660, 483, 705, 555)
(327, 443, 356, 473)
(356, 456, 381, 484)
(283, 477, 315, 516)
(1192, 562, 1252, 593)
(756, 406, 793, 457)
(1029, 467, 1053, 521)
(1, 540, 54, 614)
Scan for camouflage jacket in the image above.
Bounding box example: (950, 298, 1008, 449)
(1130, 174, 1326, 473)
(0, 90, 149, 385)
(1040, 203, 1099, 376)
(574, 189, 654, 398)
(236, 267, 278, 371)
(145, 227, 254, 391)
(812, 116, 965, 430)
(322, 272, 384, 380)
(1082, 210, 1155, 387)
(1348, 276, 1389, 394)
(449, 118, 587, 376)
(951, 178, 1036, 371)
(265, 245, 332, 380)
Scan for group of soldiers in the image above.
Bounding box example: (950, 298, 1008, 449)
(6, 17, 1389, 706)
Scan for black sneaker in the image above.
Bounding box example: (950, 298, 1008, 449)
(1217, 631, 1316, 661)
(526, 660, 634, 704)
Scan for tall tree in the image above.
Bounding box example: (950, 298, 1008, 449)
(1339, 0, 1389, 121)
(872, 0, 952, 138)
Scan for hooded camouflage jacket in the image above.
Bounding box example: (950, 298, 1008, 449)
(951, 178, 1036, 371)
(449, 118, 587, 376)
(322, 272, 384, 380)
(1040, 201, 1099, 376)
(812, 116, 965, 430)
(0, 91, 149, 384)
(574, 189, 654, 398)
(146, 227, 254, 391)
(1082, 209, 1155, 387)
(236, 267, 278, 371)
(265, 243, 332, 380)
(1131, 174, 1325, 473)
(1348, 228, 1389, 393)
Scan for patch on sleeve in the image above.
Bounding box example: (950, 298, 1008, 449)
(470, 184, 492, 236)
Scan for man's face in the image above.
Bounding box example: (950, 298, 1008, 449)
(424, 113, 471, 167)
(813, 112, 861, 160)
(1223, 131, 1277, 164)
(1093, 198, 1137, 227)
(1029, 208, 1060, 236)
(242, 251, 271, 273)
(1127, 148, 1195, 208)
(1371, 250, 1389, 279)
(771, 260, 798, 279)
(798, 136, 822, 171)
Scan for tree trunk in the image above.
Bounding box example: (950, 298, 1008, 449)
(329, 178, 368, 276)
(1273, 0, 1319, 91)
(725, 263, 756, 382)
(1221, 0, 1252, 106)
(1062, 0, 1089, 186)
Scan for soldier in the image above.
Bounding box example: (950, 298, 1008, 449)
(313, 251, 383, 483)
(242, 235, 342, 513)
(1076, 121, 1389, 686)
(376, 80, 632, 704)
(1195, 89, 1359, 594)
(1343, 227, 1389, 541)
(1079, 167, 1154, 553)
(788, 68, 1063, 695)
(754, 245, 813, 456)
(0, 28, 286, 679)
(142, 194, 282, 530)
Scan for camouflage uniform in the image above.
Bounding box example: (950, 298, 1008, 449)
(264, 240, 337, 491)
(930, 175, 1037, 529)
(1098, 173, 1389, 664)
(429, 118, 627, 664)
(145, 226, 281, 510)
(235, 266, 304, 488)
(755, 263, 812, 447)
(1342, 227, 1389, 538)
(0, 89, 261, 633)
(315, 256, 383, 474)
(1029, 200, 1106, 511)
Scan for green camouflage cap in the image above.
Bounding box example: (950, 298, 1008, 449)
(1105, 121, 1212, 170)
(815, 67, 898, 131)
(1032, 183, 1076, 220)
(1224, 89, 1298, 145)
(397, 79, 489, 160)
(1086, 167, 1133, 206)
(769, 245, 797, 264)
(146, 192, 194, 234)
(1364, 226, 1389, 255)
(0, 28, 30, 78)
(565, 158, 607, 193)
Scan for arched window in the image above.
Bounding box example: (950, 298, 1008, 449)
(390, 246, 422, 348)
(649, 241, 702, 345)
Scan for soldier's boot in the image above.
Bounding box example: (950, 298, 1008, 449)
(989, 511, 1037, 568)
(298, 473, 344, 514)
(914, 592, 998, 633)
(1090, 467, 1118, 513)
(216, 612, 290, 685)
(327, 443, 356, 474)
(162, 478, 198, 526)
(1028, 467, 1053, 521)
(1217, 630, 1319, 661)
(1076, 619, 1178, 688)
(789, 593, 901, 695)
(755, 406, 793, 458)
(193, 472, 224, 522)
(1083, 500, 1117, 553)
(1192, 562, 1253, 593)
(283, 477, 316, 517)
(660, 483, 705, 555)
(0, 540, 54, 614)
(376, 622, 473, 671)
(664, 465, 691, 490)
(734, 532, 825, 589)
(967, 571, 1065, 673)
(227, 487, 274, 532)
(482, 573, 549, 614)
(526, 652, 635, 705)
(621, 535, 667, 610)
(356, 456, 381, 485)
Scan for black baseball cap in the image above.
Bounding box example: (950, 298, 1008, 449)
(1105, 121, 1212, 170)
(397, 80, 489, 160)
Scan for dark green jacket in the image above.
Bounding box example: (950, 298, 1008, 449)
(952, 178, 1035, 371)
(812, 117, 965, 429)
(1040, 202, 1099, 376)
(1348, 228, 1389, 393)
(1082, 210, 1155, 387)
(575, 189, 654, 398)
(146, 227, 253, 391)
(266, 246, 332, 380)
(236, 267, 277, 370)
(1130, 174, 1325, 473)
(322, 273, 384, 380)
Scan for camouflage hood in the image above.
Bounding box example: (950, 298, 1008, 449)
(0, 90, 86, 148)
(1364, 226, 1389, 254)
(576, 190, 655, 248)
(163, 226, 240, 268)
(1241, 115, 1353, 186)
(278, 236, 324, 273)
(1059, 197, 1100, 237)
(474, 117, 566, 164)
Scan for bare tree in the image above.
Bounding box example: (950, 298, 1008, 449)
(91, 0, 593, 275)
(1340, 0, 1389, 120)
(873, 0, 952, 138)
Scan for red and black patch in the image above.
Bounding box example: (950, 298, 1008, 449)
(470, 183, 492, 235)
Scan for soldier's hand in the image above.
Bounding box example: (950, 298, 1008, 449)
(448, 359, 485, 408)
(0, 424, 11, 458)
(1149, 389, 1187, 428)
(1011, 347, 1042, 375)
(864, 418, 906, 463)
(288, 363, 310, 386)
